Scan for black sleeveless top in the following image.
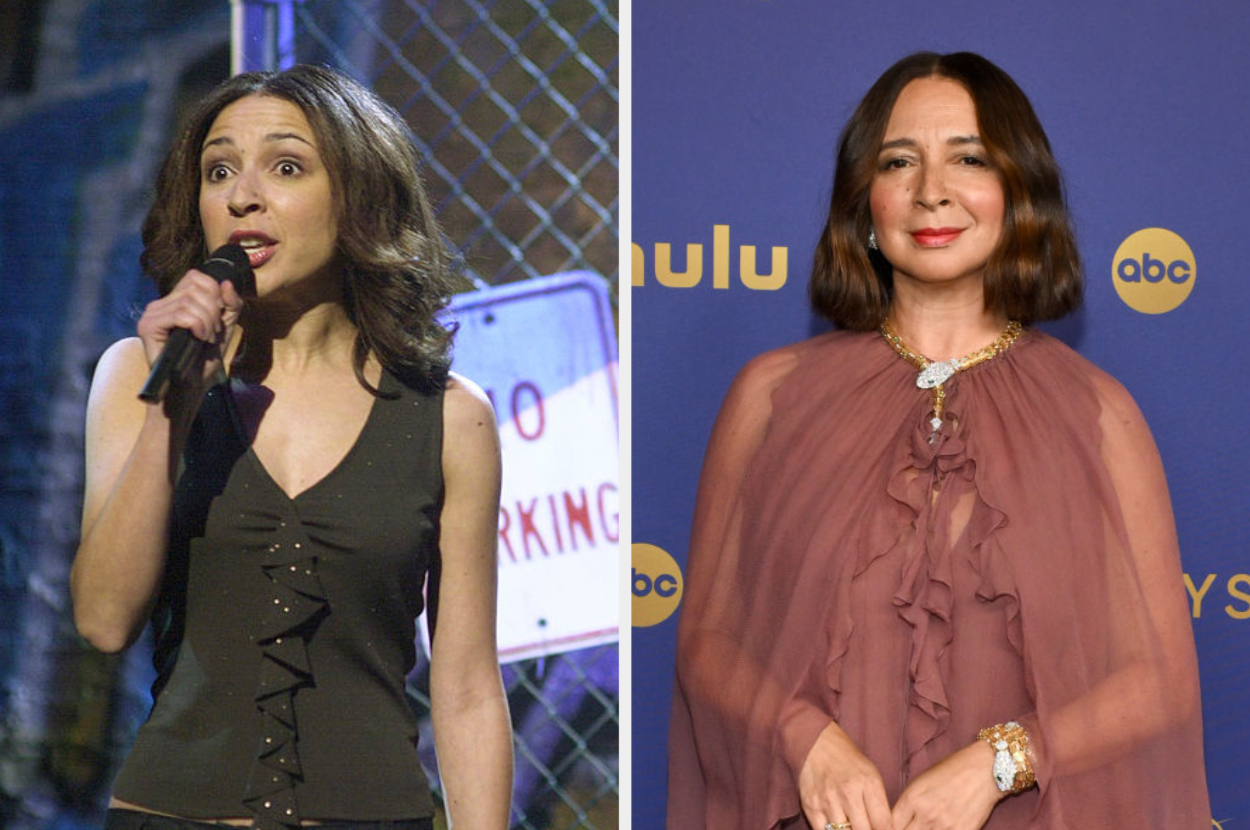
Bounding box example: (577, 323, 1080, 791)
(112, 371, 442, 828)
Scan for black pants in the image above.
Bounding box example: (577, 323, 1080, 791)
(104, 809, 435, 830)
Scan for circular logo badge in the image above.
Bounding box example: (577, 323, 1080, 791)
(631, 543, 684, 627)
(1112, 228, 1195, 314)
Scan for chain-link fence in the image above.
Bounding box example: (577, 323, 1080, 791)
(288, 3, 619, 828)
(294, 0, 618, 291)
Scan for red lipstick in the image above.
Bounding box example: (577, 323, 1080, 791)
(911, 227, 963, 247)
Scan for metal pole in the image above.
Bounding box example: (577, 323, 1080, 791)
(230, 0, 301, 74)
(275, 0, 297, 70)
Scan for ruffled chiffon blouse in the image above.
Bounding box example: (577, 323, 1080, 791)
(668, 329, 1209, 829)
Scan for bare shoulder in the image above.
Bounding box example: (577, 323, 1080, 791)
(86, 337, 152, 421)
(92, 337, 149, 389)
(443, 372, 497, 434)
(82, 338, 157, 523)
(441, 373, 501, 475)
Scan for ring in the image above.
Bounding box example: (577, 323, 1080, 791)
(826, 824, 852, 830)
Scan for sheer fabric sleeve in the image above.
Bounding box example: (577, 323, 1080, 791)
(665, 332, 1211, 830)
(992, 364, 1209, 827)
(667, 346, 828, 830)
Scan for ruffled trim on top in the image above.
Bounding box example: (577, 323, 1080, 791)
(823, 388, 1010, 773)
(243, 530, 330, 830)
(671, 330, 1211, 830)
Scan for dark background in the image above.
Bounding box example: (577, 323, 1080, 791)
(0, 1, 618, 827)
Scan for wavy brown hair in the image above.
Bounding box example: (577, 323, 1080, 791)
(141, 64, 458, 393)
(809, 51, 1083, 329)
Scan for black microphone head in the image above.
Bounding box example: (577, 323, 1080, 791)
(198, 243, 256, 297)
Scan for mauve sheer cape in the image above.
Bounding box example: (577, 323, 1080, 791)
(668, 329, 1209, 830)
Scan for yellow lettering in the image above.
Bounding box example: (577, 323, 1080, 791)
(631, 242, 645, 287)
(713, 224, 730, 289)
(655, 242, 703, 288)
(642, 228, 789, 291)
(1183, 573, 1216, 618)
(740, 245, 788, 291)
(1225, 573, 1250, 620)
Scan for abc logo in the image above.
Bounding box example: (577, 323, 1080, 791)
(632, 543, 684, 627)
(1112, 228, 1195, 314)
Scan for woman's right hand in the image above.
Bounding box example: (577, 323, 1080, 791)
(71, 269, 243, 653)
(798, 722, 895, 830)
(135, 269, 244, 396)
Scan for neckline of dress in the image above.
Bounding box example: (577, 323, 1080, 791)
(220, 369, 390, 503)
(879, 320, 1024, 438)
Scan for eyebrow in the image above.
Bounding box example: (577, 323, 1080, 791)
(201, 132, 316, 153)
(879, 135, 984, 152)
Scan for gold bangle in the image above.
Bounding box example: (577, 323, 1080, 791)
(977, 721, 1036, 794)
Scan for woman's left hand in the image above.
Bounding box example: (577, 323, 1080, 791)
(891, 741, 1003, 830)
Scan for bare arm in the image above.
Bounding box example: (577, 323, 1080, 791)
(72, 338, 183, 652)
(71, 272, 242, 653)
(430, 374, 513, 829)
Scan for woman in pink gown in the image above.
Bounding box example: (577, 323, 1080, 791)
(668, 51, 1210, 830)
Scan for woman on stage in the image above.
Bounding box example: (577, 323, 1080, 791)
(72, 65, 512, 830)
(668, 52, 1209, 830)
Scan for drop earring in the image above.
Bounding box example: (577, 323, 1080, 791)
(868, 228, 878, 250)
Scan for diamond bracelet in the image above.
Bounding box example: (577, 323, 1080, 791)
(977, 721, 1036, 795)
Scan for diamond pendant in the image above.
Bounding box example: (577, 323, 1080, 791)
(916, 359, 959, 389)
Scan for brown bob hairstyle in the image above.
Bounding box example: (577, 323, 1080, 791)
(810, 51, 1083, 330)
(141, 64, 458, 394)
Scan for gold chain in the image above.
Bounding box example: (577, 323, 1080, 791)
(879, 320, 1023, 435)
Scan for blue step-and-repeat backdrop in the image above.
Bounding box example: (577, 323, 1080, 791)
(631, 2, 1248, 828)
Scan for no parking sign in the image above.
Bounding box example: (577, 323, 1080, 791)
(435, 272, 619, 662)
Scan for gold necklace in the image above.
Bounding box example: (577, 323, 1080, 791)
(880, 319, 1023, 438)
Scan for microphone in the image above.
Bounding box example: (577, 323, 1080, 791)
(138, 244, 256, 403)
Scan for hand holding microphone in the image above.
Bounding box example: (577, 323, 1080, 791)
(138, 244, 256, 402)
